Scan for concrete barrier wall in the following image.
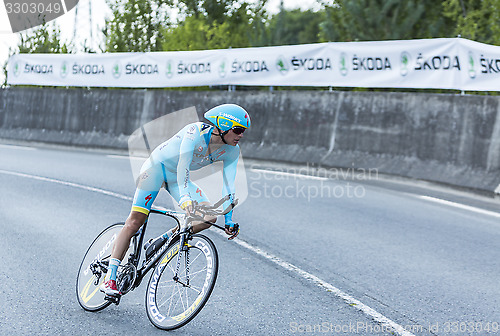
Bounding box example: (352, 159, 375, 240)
(1, 87, 499, 194)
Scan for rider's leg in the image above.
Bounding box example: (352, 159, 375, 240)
(103, 211, 147, 284)
(112, 211, 148, 260)
(102, 161, 164, 290)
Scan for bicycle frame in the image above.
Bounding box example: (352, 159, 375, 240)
(90, 195, 236, 301)
(124, 205, 232, 291)
(127, 208, 183, 290)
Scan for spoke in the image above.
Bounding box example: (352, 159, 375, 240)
(177, 284, 186, 312)
(185, 285, 202, 294)
(167, 262, 176, 274)
(175, 248, 202, 277)
(187, 249, 204, 266)
(158, 284, 181, 309)
(166, 279, 179, 315)
(185, 267, 207, 279)
(154, 241, 214, 320)
(156, 279, 176, 289)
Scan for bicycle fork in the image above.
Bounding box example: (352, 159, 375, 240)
(172, 233, 191, 288)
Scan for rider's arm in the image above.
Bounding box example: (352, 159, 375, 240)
(177, 124, 199, 208)
(221, 146, 240, 223)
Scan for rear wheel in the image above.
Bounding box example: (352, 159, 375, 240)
(145, 234, 219, 330)
(76, 223, 136, 311)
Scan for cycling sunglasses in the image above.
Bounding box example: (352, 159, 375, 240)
(231, 126, 246, 135)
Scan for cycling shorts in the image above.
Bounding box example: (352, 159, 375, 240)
(131, 158, 209, 215)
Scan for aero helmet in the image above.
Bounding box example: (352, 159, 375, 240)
(204, 104, 251, 132)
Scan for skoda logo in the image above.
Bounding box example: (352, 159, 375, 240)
(166, 60, 174, 78)
(339, 53, 348, 76)
(112, 62, 121, 79)
(60, 61, 68, 78)
(400, 51, 411, 76)
(218, 58, 227, 78)
(276, 55, 289, 75)
(13, 62, 21, 77)
(468, 51, 476, 79)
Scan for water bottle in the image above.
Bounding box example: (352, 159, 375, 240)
(144, 232, 170, 260)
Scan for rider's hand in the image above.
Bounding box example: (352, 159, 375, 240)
(224, 221, 239, 240)
(179, 195, 193, 215)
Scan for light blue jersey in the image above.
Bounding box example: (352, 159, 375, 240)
(132, 122, 239, 223)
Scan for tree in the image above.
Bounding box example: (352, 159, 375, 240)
(267, 8, 325, 46)
(319, 0, 455, 42)
(17, 23, 70, 53)
(443, 0, 500, 45)
(103, 0, 172, 52)
(161, 0, 268, 50)
(177, 0, 232, 24)
(161, 16, 235, 50)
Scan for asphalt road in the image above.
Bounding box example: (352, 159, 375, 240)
(0, 143, 499, 336)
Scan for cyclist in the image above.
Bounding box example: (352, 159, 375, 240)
(100, 104, 251, 297)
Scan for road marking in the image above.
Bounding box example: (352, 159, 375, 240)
(0, 144, 36, 151)
(250, 168, 328, 181)
(107, 155, 146, 161)
(417, 195, 500, 218)
(495, 184, 500, 195)
(0, 168, 415, 336)
(0, 169, 132, 202)
(213, 230, 415, 336)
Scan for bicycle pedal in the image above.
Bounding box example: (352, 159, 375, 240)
(104, 294, 121, 305)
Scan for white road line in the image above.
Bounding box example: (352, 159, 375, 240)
(0, 169, 415, 336)
(0, 169, 132, 201)
(214, 230, 415, 336)
(107, 155, 146, 161)
(0, 144, 36, 150)
(250, 168, 328, 181)
(417, 195, 500, 218)
(495, 184, 500, 195)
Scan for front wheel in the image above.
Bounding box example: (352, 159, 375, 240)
(146, 234, 219, 330)
(76, 223, 136, 312)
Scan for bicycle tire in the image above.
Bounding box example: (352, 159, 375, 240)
(145, 234, 219, 330)
(76, 223, 136, 312)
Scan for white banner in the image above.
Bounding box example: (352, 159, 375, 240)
(6, 38, 500, 91)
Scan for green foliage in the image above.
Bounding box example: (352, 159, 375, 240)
(161, 16, 244, 50)
(161, 0, 267, 50)
(176, 0, 232, 24)
(103, 0, 172, 52)
(443, 0, 500, 45)
(101, 0, 500, 51)
(320, 0, 458, 41)
(267, 9, 324, 45)
(18, 23, 70, 53)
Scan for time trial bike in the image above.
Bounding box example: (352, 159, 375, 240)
(76, 196, 238, 330)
